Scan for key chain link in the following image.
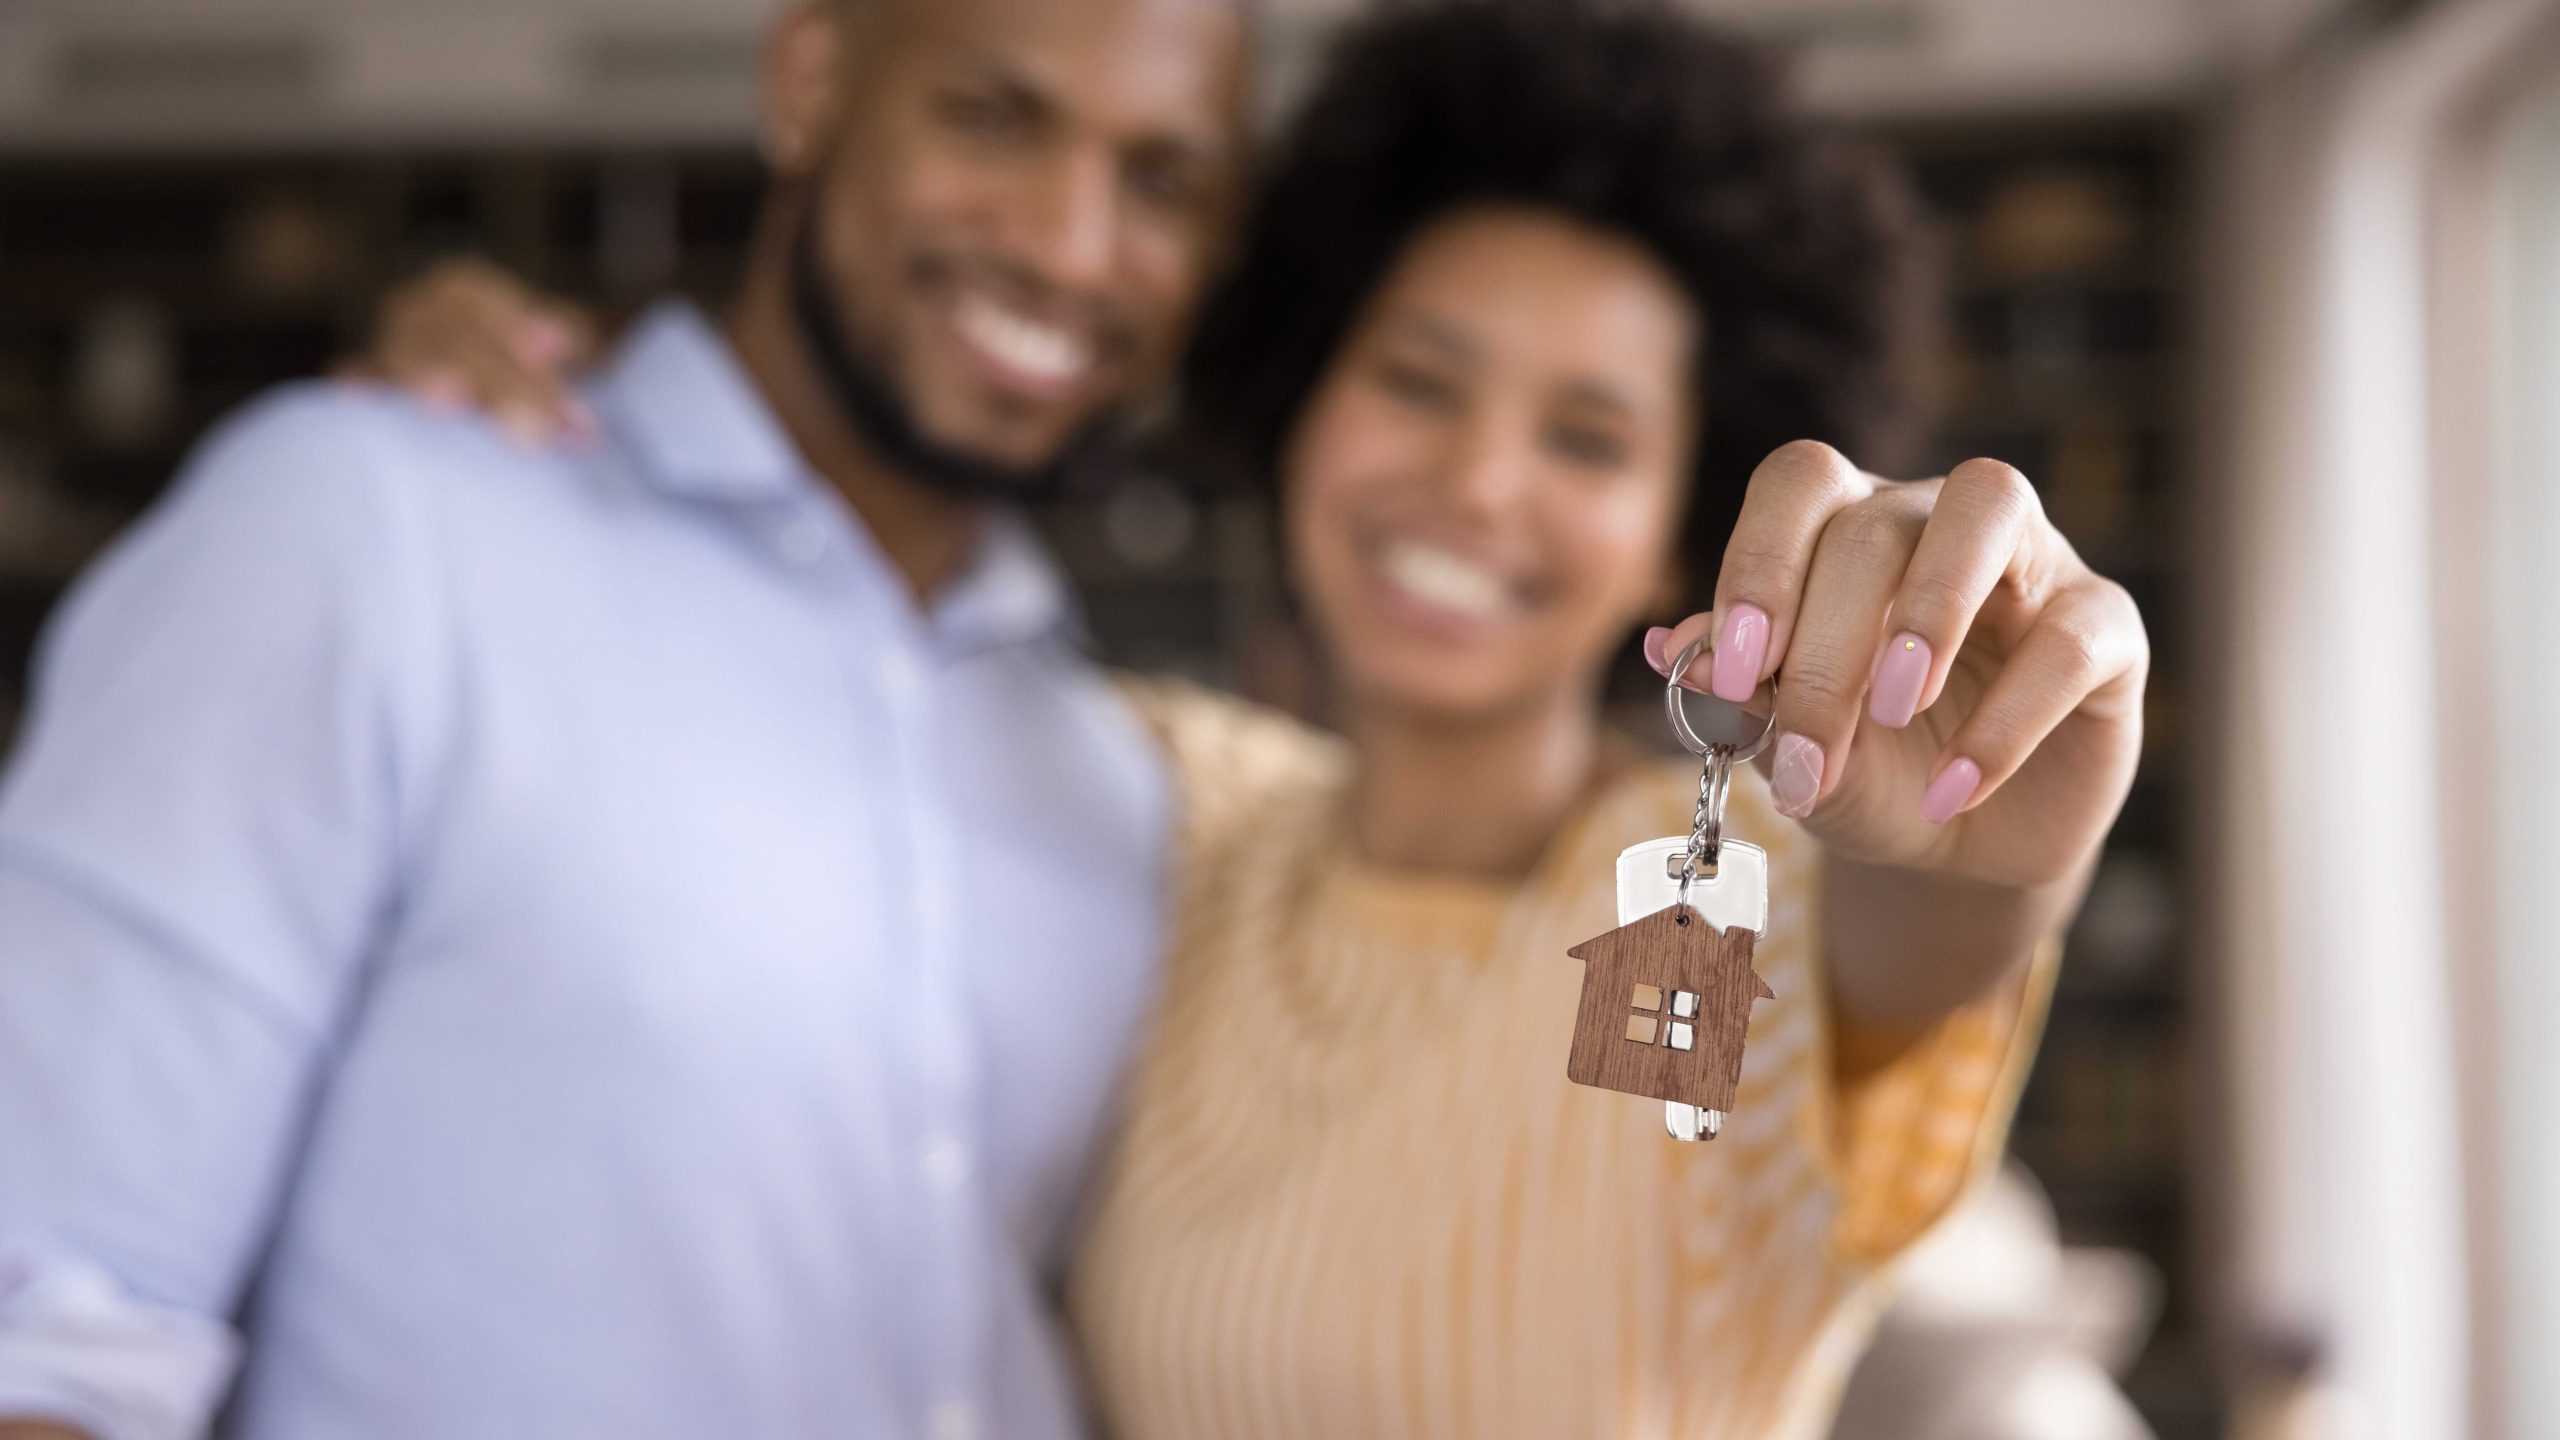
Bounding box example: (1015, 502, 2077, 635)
(1661, 635, 1774, 921)
(1675, 746, 1734, 917)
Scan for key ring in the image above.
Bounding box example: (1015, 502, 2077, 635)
(1663, 636, 1777, 763)
(1664, 635, 1776, 913)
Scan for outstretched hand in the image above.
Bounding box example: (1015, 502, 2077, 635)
(1649, 441, 2147, 894)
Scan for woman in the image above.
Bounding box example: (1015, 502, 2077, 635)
(362, 4, 2145, 1433)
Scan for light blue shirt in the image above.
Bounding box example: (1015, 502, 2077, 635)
(0, 304, 1170, 1440)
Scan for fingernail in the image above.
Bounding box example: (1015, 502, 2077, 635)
(1643, 626, 1673, 676)
(1919, 756, 1981, 825)
(417, 371, 467, 411)
(1771, 732, 1823, 818)
(1870, 632, 1932, 728)
(518, 317, 572, 366)
(1710, 604, 1768, 703)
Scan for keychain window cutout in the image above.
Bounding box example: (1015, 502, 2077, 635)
(1626, 988, 1705, 1051)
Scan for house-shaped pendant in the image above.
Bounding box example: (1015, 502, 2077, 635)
(1565, 837, 1773, 1138)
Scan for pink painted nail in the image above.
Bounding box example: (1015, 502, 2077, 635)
(416, 369, 467, 411)
(1643, 626, 1674, 675)
(1710, 604, 1768, 703)
(518, 317, 574, 367)
(1919, 756, 1981, 825)
(1869, 632, 1932, 728)
(1771, 732, 1823, 818)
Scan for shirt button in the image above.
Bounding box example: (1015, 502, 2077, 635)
(879, 651, 921, 702)
(927, 1399, 978, 1440)
(921, 1134, 972, 1193)
(772, 515, 829, 566)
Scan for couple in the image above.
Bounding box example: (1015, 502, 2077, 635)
(0, 0, 2148, 1437)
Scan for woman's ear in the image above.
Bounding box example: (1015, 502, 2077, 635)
(760, 5, 846, 177)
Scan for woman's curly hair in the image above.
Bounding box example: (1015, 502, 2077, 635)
(1176, 0, 1937, 607)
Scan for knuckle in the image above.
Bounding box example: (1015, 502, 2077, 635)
(1951, 457, 2042, 525)
(1828, 498, 1917, 562)
(2043, 615, 2109, 681)
(2092, 573, 2142, 624)
(1758, 439, 1859, 503)
(419, 263, 481, 303)
(2080, 577, 2150, 664)
(2118, 598, 2153, 663)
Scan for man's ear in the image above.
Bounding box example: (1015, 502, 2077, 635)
(761, 4, 847, 177)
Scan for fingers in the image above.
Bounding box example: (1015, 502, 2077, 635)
(1649, 446, 2140, 831)
(363, 258, 599, 444)
(1760, 486, 1932, 817)
(1706, 441, 1874, 704)
(1645, 611, 1720, 692)
(1869, 458, 2044, 729)
(1922, 575, 2147, 823)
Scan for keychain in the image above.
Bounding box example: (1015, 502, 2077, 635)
(1564, 635, 1776, 1141)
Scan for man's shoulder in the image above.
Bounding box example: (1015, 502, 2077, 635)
(110, 381, 638, 603)
(187, 381, 577, 513)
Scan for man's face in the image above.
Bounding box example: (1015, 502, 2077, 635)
(787, 0, 1247, 483)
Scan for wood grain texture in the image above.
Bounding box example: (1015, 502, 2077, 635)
(1565, 904, 1773, 1112)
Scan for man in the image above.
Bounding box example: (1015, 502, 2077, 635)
(0, 0, 1248, 1436)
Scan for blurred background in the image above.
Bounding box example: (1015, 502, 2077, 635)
(0, 0, 2553, 1437)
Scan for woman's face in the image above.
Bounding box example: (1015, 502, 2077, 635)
(1283, 205, 1698, 724)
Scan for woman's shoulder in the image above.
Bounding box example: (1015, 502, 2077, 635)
(1112, 672, 1350, 859)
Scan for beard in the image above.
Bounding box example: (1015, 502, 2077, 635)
(787, 211, 1127, 507)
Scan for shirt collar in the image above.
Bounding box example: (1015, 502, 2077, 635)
(929, 510, 1086, 656)
(590, 300, 810, 504)
(592, 299, 1084, 655)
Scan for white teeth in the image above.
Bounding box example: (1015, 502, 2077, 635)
(1380, 541, 1509, 620)
(954, 295, 1092, 384)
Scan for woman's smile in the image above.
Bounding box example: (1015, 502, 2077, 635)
(1283, 204, 1699, 722)
(1366, 533, 1535, 635)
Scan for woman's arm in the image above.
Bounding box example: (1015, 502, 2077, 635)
(1820, 849, 2090, 1073)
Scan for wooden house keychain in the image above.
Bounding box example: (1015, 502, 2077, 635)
(1565, 635, 1776, 1141)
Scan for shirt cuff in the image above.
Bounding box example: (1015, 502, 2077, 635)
(0, 1239, 240, 1440)
(1816, 935, 2063, 1268)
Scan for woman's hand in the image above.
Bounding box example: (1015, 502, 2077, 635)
(337, 258, 600, 444)
(1650, 440, 2147, 896)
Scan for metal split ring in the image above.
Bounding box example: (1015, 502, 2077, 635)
(1663, 635, 1777, 763)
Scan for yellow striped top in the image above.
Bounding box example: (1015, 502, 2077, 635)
(1068, 683, 2055, 1440)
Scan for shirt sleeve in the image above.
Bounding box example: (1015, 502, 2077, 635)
(0, 387, 446, 1439)
(1816, 919, 2062, 1269)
